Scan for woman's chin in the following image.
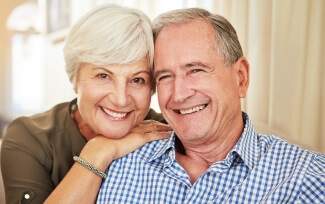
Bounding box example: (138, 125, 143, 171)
(99, 128, 132, 139)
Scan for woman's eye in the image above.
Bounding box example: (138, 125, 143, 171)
(132, 77, 145, 84)
(97, 73, 108, 79)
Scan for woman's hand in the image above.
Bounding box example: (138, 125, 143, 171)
(79, 120, 172, 171)
(113, 120, 172, 158)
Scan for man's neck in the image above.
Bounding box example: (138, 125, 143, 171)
(175, 115, 244, 184)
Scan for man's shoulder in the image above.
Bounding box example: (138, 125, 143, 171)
(258, 133, 316, 157)
(254, 134, 323, 174)
(118, 137, 171, 164)
(242, 133, 325, 202)
(297, 151, 325, 202)
(257, 133, 325, 179)
(307, 152, 325, 175)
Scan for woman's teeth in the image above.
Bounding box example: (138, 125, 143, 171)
(179, 105, 206, 115)
(102, 107, 127, 118)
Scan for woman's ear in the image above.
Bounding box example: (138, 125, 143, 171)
(73, 80, 78, 94)
(73, 65, 82, 94)
(235, 57, 250, 98)
(74, 85, 78, 94)
(73, 71, 80, 94)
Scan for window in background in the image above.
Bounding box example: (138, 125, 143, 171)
(11, 34, 44, 115)
(6, 1, 74, 117)
(46, 0, 71, 33)
(6, 2, 44, 117)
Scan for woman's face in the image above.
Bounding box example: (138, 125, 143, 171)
(75, 59, 152, 139)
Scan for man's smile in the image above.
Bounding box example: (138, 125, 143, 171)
(174, 104, 208, 115)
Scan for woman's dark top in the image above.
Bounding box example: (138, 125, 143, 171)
(1, 99, 165, 203)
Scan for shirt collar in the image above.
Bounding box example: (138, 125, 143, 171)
(146, 133, 176, 162)
(145, 112, 260, 171)
(228, 112, 260, 170)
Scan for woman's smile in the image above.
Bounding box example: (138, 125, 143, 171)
(100, 106, 131, 120)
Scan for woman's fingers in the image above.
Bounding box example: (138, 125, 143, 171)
(132, 120, 172, 133)
(145, 130, 172, 140)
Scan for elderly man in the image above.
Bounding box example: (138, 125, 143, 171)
(97, 8, 325, 203)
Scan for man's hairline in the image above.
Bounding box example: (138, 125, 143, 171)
(154, 18, 232, 68)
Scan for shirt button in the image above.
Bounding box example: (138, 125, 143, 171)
(24, 194, 30, 200)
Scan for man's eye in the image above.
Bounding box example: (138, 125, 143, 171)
(157, 75, 170, 82)
(132, 78, 145, 84)
(97, 73, 108, 79)
(190, 69, 203, 74)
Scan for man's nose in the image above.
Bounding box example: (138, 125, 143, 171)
(172, 76, 195, 103)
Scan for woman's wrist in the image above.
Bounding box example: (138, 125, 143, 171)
(79, 136, 117, 172)
(73, 156, 107, 179)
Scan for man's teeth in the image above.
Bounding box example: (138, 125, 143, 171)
(179, 105, 206, 115)
(102, 107, 127, 118)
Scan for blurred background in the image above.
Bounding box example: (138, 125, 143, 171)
(0, 0, 324, 153)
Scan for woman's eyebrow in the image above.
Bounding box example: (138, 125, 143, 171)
(93, 67, 150, 77)
(92, 67, 113, 75)
(132, 70, 150, 76)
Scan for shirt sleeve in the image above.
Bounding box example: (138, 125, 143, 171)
(297, 153, 325, 203)
(1, 118, 54, 203)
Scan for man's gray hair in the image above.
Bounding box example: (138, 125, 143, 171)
(64, 4, 154, 86)
(153, 8, 243, 67)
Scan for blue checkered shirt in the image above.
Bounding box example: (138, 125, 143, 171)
(97, 113, 325, 203)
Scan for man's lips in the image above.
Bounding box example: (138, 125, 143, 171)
(100, 106, 130, 119)
(173, 104, 208, 115)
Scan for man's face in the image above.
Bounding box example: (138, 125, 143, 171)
(154, 20, 249, 145)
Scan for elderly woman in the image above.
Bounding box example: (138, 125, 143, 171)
(1, 4, 171, 203)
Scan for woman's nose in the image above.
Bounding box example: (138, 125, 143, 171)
(109, 82, 129, 107)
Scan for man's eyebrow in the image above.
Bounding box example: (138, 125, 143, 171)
(184, 61, 209, 68)
(153, 62, 211, 78)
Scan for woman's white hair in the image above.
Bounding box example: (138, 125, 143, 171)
(64, 4, 154, 86)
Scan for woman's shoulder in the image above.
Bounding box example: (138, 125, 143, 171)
(2, 100, 75, 147)
(9, 101, 71, 135)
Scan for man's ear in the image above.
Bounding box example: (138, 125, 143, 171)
(234, 57, 250, 98)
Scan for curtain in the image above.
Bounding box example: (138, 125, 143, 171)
(213, 0, 325, 152)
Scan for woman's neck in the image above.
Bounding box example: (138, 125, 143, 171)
(72, 108, 97, 141)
